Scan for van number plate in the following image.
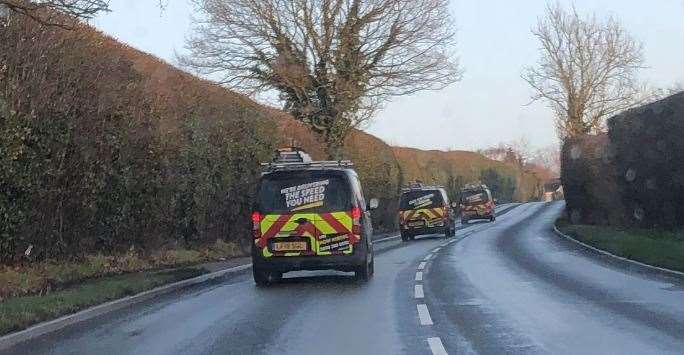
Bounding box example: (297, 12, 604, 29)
(273, 241, 308, 252)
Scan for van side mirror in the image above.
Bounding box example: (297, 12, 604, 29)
(368, 198, 380, 210)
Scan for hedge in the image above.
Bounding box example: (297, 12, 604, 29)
(608, 92, 684, 228)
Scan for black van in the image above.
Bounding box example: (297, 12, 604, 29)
(251, 148, 378, 285)
(398, 183, 456, 241)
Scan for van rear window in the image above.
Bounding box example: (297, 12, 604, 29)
(258, 173, 351, 213)
(460, 190, 489, 205)
(400, 190, 444, 210)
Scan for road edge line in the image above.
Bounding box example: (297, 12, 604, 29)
(374, 234, 400, 244)
(552, 225, 684, 278)
(0, 263, 252, 351)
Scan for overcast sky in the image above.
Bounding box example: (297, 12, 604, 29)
(92, 0, 684, 151)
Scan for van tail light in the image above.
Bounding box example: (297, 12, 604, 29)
(251, 211, 262, 239)
(351, 207, 362, 240)
(351, 207, 362, 219)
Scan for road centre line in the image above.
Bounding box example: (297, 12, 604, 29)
(417, 304, 433, 325)
(415, 271, 423, 281)
(414, 284, 424, 299)
(427, 337, 448, 355)
(418, 262, 427, 270)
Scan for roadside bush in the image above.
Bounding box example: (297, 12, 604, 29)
(560, 134, 626, 225)
(344, 130, 403, 232)
(480, 168, 517, 203)
(0, 15, 274, 263)
(608, 92, 684, 228)
(392, 147, 544, 204)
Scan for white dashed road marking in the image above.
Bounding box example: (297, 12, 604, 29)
(414, 284, 424, 299)
(423, 254, 433, 261)
(415, 271, 423, 281)
(427, 337, 448, 355)
(432, 247, 441, 253)
(418, 262, 427, 270)
(417, 304, 433, 325)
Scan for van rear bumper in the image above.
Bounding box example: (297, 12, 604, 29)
(401, 226, 447, 236)
(252, 246, 366, 272)
(462, 210, 494, 219)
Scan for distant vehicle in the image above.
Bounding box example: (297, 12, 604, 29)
(251, 147, 378, 285)
(398, 182, 456, 241)
(459, 184, 496, 223)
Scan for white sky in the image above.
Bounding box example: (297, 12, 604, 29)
(92, 0, 684, 151)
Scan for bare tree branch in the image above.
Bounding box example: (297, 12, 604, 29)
(523, 3, 645, 139)
(181, 0, 462, 158)
(0, 0, 109, 28)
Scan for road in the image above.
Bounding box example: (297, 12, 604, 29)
(5, 202, 684, 355)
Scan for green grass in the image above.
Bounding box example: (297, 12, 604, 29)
(0, 239, 243, 300)
(0, 268, 205, 336)
(556, 219, 684, 272)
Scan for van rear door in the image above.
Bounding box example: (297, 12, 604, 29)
(257, 172, 352, 256)
(399, 190, 446, 226)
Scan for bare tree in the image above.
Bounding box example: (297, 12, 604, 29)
(0, 0, 109, 27)
(523, 3, 645, 138)
(0, 1, 169, 28)
(530, 145, 561, 175)
(182, 0, 462, 158)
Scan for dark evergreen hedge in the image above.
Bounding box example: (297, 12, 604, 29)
(560, 134, 626, 225)
(608, 92, 684, 228)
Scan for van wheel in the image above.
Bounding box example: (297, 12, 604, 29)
(253, 266, 280, 286)
(355, 257, 372, 281)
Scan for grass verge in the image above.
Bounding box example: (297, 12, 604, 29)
(556, 218, 684, 273)
(0, 268, 205, 336)
(1, 240, 243, 300)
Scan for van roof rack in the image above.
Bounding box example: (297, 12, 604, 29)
(401, 181, 444, 192)
(262, 160, 354, 172)
(462, 183, 488, 191)
(263, 147, 353, 172)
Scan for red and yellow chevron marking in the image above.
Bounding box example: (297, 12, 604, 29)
(399, 207, 445, 223)
(256, 211, 357, 257)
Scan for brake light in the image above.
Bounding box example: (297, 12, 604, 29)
(351, 207, 362, 241)
(351, 207, 362, 219)
(251, 212, 262, 240)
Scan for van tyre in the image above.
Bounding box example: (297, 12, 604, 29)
(401, 232, 411, 242)
(253, 266, 281, 286)
(356, 254, 373, 281)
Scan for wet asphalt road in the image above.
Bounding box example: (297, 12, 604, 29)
(5, 202, 684, 355)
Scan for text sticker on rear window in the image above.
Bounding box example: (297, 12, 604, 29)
(281, 180, 330, 211)
(409, 193, 434, 209)
(466, 193, 485, 203)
